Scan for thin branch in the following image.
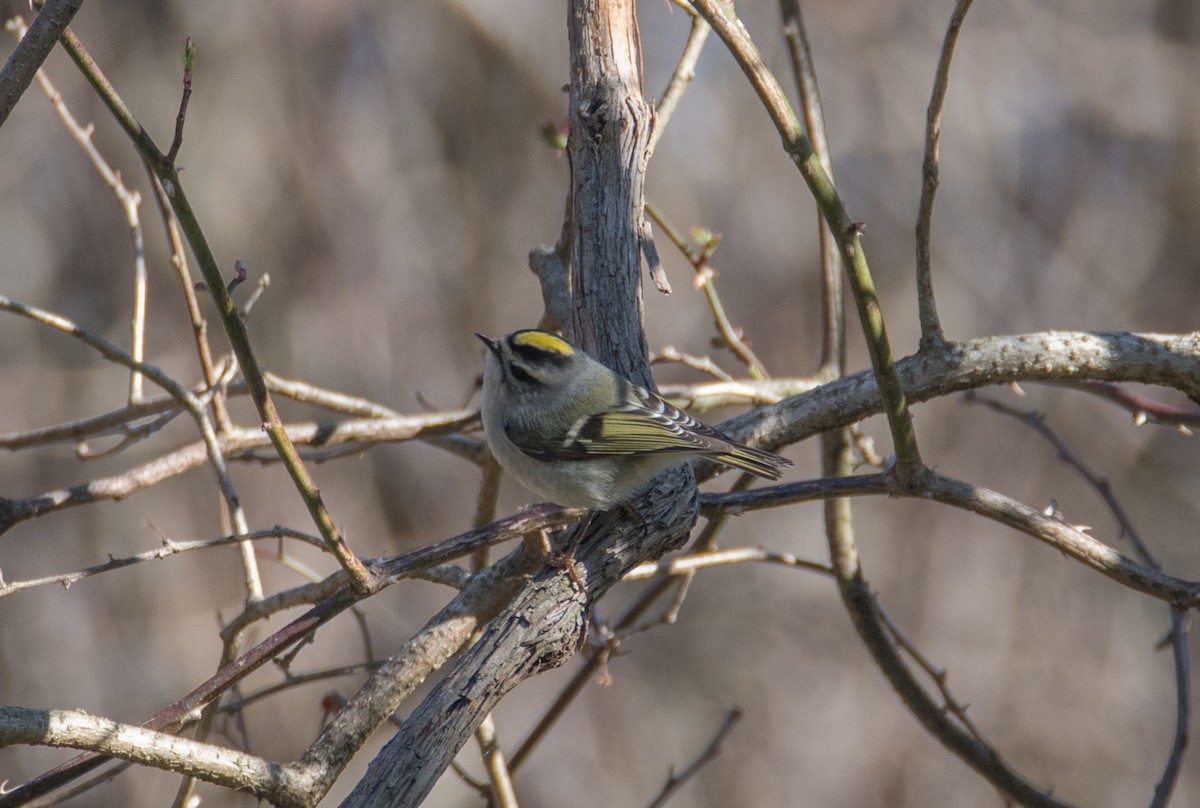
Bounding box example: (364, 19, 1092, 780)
(651, 346, 735, 381)
(51, 21, 375, 593)
(0, 368, 444, 452)
(127, 208, 148, 403)
(644, 203, 770, 378)
(701, 472, 1200, 608)
(0, 528, 323, 598)
(145, 168, 232, 432)
(163, 37, 193, 167)
(262, 371, 406, 418)
(0, 409, 477, 534)
(1156, 608, 1192, 808)
(965, 392, 1155, 557)
(0, 588, 355, 808)
(19, 759, 136, 808)
(965, 391, 1190, 807)
(470, 454, 518, 806)
(1061, 380, 1200, 432)
(817, 406, 1070, 808)
(779, 0, 844, 376)
(656, 376, 822, 410)
(622, 545, 831, 581)
(647, 13, 710, 155)
(915, 0, 974, 348)
(217, 504, 575, 645)
(875, 605, 985, 743)
(710, 331, 1200, 469)
(475, 714, 519, 808)
(645, 709, 742, 808)
(530, 195, 573, 335)
(0, 294, 264, 598)
(6, 17, 149, 403)
(510, 473, 757, 773)
(0, 393, 184, 449)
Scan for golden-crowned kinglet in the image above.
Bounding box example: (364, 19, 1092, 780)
(477, 329, 791, 510)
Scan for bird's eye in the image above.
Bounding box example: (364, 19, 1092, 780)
(509, 364, 536, 384)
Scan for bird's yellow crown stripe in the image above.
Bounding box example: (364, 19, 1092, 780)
(513, 330, 574, 356)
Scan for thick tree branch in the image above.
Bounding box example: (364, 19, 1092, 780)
(0, 707, 291, 798)
(715, 331, 1200, 457)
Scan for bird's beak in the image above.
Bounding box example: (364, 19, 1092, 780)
(476, 333, 500, 355)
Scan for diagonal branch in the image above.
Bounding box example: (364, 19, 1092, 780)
(702, 472, 1200, 607)
(50, 20, 375, 592)
(0, 0, 82, 128)
(965, 391, 1191, 807)
(688, 0, 924, 482)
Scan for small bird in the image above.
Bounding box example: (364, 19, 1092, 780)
(477, 329, 791, 510)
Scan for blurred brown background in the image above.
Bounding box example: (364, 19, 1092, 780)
(1, 1, 1199, 806)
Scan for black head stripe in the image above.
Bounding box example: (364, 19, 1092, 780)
(508, 330, 575, 367)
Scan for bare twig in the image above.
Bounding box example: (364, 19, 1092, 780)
(215, 504, 575, 645)
(656, 376, 821, 410)
(0, 528, 323, 598)
(1061, 380, 1200, 432)
(915, 0, 974, 348)
(214, 661, 386, 717)
(965, 391, 1191, 807)
(701, 472, 1200, 607)
(286, 531, 552, 806)
(0, 587, 354, 807)
(644, 203, 770, 378)
(875, 606, 985, 743)
(818, 414, 1069, 808)
(0, 393, 184, 449)
(51, 22, 375, 593)
(651, 346, 735, 381)
(262, 371, 405, 418)
(145, 168, 232, 432)
(475, 714, 519, 808)
(163, 37, 193, 167)
(0, 294, 264, 599)
(0, 707, 289, 798)
(7, 17, 149, 404)
(0, 409, 477, 534)
(647, 12, 710, 155)
(509, 472, 760, 772)
(779, 0, 844, 376)
(645, 709, 742, 808)
(530, 197, 573, 335)
(469, 453, 519, 806)
(623, 545, 831, 582)
(709, 331, 1200, 475)
(0, 368, 435, 452)
(688, 0, 924, 481)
